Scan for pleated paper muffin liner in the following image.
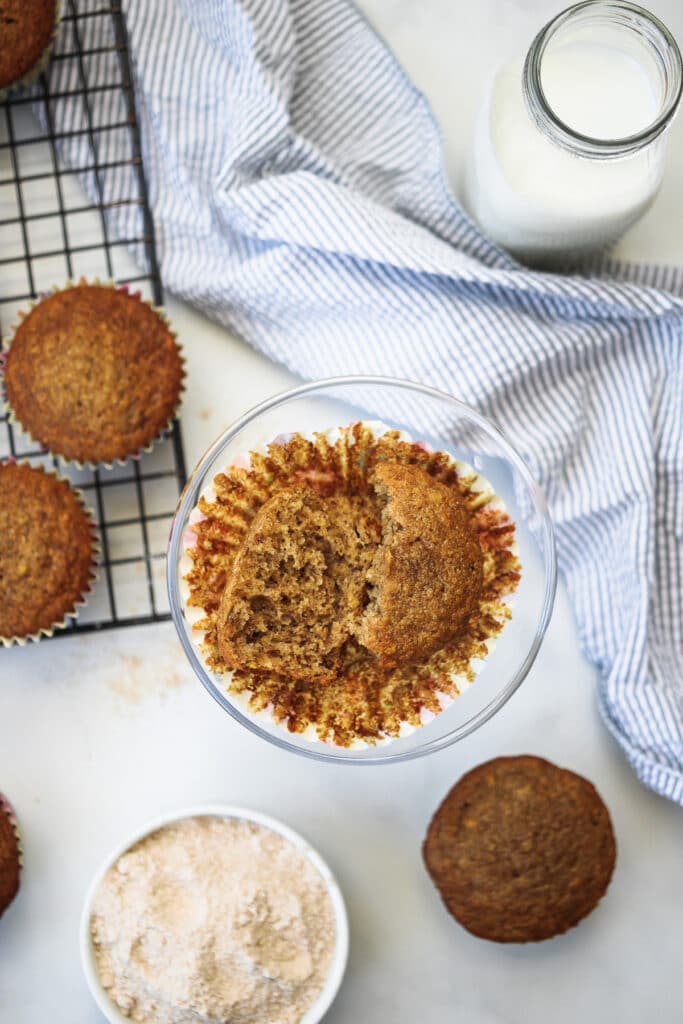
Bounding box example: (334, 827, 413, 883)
(0, 459, 101, 648)
(0, 278, 186, 472)
(0, 0, 63, 102)
(180, 421, 522, 749)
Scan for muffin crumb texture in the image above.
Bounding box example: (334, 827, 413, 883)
(218, 486, 381, 682)
(90, 816, 337, 1024)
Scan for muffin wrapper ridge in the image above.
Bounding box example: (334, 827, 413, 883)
(0, 278, 186, 471)
(0, 459, 101, 648)
(0, 0, 63, 102)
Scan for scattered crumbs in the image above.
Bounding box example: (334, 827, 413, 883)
(109, 651, 190, 706)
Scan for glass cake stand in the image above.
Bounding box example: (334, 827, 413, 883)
(168, 376, 557, 764)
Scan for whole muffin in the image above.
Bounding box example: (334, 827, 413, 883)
(0, 0, 58, 93)
(0, 795, 21, 918)
(0, 462, 97, 643)
(3, 283, 184, 466)
(423, 755, 616, 942)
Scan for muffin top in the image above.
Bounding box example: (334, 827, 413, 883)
(0, 0, 57, 91)
(0, 798, 20, 918)
(360, 462, 483, 667)
(3, 285, 183, 464)
(423, 755, 616, 943)
(0, 463, 95, 640)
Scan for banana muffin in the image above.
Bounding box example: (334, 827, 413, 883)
(0, 0, 57, 93)
(184, 424, 521, 747)
(0, 462, 96, 643)
(3, 283, 183, 465)
(0, 795, 21, 918)
(218, 463, 484, 682)
(423, 755, 617, 942)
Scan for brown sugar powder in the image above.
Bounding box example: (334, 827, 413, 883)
(90, 816, 338, 1024)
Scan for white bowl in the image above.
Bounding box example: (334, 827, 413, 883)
(80, 805, 349, 1024)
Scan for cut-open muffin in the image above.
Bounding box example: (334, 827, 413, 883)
(182, 422, 521, 748)
(217, 462, 484, 684)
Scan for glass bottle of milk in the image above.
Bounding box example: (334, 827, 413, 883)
(464, 1, 682, 267)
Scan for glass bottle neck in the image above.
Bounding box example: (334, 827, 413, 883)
(522, 0, 682, 160)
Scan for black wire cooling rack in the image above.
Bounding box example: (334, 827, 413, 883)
(0, 0, 187, 635)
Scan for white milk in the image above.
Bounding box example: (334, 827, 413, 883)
(540, 42, 658, 138)
(464, 8, 680, 266)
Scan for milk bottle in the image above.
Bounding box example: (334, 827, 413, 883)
(464, 1, 682, 266)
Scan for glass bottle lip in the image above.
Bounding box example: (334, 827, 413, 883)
(523, 0, 683, 158)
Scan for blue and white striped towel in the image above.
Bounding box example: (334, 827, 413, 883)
(47, 1, 683, 800)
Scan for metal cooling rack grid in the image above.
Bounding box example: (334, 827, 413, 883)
(0, 1, 187, 634)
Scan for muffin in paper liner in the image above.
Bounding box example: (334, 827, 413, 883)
(0, 0, 62, 101)
(0, 278, 185, 471)
(0, 460, 100, 647)
(180, 421, 522, 749)
(0, 792, 22, 918)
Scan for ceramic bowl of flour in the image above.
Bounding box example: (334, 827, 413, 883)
(80, 805, 349, 1024)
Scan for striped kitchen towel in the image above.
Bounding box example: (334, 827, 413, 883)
(44, 0, 683, 800)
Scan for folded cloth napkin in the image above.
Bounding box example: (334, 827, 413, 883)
(45, 0, 683, 800)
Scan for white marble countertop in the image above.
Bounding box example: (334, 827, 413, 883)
(2, 2, 683, 1022)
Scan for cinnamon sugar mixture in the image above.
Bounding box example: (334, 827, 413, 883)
(184, 424, 521, 747)
(90, 817, 337, 1024)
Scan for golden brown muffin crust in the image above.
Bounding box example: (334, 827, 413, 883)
(0, 803, 20, 917)
(423, 755, 616, 943)
(4, 285, 183, 464)
(360, 462, 483, 667)
(0, 0, 56, 90)
(0, 463, 95, 639)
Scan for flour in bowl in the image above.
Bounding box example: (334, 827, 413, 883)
(90, 816, 338, 1024)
